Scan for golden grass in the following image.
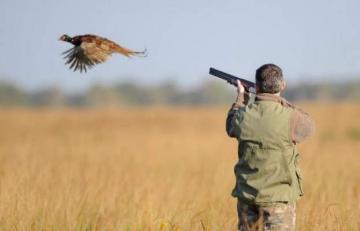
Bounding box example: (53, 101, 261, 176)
(0, 104, 359, 230)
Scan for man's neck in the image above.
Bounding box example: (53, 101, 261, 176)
(258, 92, 281, 97)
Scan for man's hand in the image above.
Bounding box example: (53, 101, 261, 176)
(232, 80, 246, 108)
(236, 80, 245, 95)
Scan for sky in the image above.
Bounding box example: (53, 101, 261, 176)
(0, 0, 359, 92)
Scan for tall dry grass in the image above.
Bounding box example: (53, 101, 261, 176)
(0, 104, 359, 230)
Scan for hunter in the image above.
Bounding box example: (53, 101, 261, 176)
(226, 64, 315, 231)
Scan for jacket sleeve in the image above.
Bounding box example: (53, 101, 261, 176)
(226, 93, 248, 138)
(290, 108, 316, 143)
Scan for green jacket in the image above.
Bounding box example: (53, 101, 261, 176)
(226, 93, 315, 205)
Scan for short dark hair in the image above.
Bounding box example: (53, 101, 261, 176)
(255, 64, 283, 93)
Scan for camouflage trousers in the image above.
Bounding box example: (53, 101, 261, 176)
(237, 200, 296, 231)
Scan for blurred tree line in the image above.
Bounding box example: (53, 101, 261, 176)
(0, 79, 359, 107)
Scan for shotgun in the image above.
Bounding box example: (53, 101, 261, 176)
(209, 67, 256, 93)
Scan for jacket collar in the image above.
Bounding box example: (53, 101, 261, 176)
(255, 93, 283, 103)
(255, 93, 296, 109)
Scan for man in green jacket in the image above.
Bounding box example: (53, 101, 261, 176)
(226, 64, 315, 231)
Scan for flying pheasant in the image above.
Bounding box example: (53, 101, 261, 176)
(59, 34, 147, 73)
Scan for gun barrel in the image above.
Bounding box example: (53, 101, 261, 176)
(209, 67, 256, 92)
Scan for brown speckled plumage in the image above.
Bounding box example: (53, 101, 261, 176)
(59, 34, 147, 73)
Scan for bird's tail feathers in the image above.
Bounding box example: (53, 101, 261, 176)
(113, 45, 148, 58)
(129, 48, 148, 58)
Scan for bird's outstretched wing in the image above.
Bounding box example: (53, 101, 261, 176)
(62, 45, 95, 73)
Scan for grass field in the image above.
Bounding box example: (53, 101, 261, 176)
(0, 104, 359, 230)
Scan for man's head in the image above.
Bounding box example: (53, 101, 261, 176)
(255, 64, 285, 94)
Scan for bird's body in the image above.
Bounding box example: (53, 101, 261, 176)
(59, 34, 146, 72)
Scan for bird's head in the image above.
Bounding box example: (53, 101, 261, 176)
(59, 34, 72, 42)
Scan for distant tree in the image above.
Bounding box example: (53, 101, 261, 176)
(65, 94, 89, 107)
(198, 80, 234, 105)
(86, 84, 120, 106)
(150, 80, 179, 104)
(114, 82, 153, 105)
(0, 82, 26, 106)
(28, 86, 64, 107)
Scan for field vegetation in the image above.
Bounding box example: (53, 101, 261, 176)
(0, 104, 359, 230)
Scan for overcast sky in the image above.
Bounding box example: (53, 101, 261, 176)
(0, 0, 359, 92)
